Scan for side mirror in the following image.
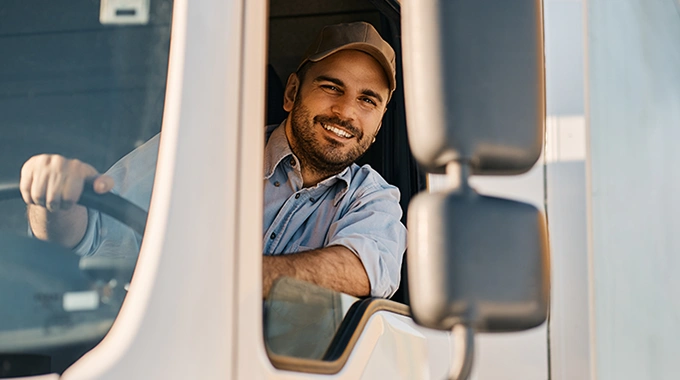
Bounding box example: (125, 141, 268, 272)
(408, 190, 550, 333)
(401, 0, 548, 379)
(402, 0, 545, 175)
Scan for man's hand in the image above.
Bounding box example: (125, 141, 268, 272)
(262, 245, 371, 299)
(21, 154, 113, 211)
(20, 154, 114, 248)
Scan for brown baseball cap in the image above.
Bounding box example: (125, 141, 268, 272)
(297, 22, 396, 100)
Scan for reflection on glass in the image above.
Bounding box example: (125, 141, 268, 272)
(264, 277, 359, 360)
(0, 0, 173, 376)
(0, 233, 134, 350)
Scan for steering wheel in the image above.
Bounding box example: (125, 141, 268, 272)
(0, 182, 147, 235)
(0, 180, 148, 284)
(0, 181, 149, 355)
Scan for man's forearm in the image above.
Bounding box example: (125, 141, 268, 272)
(28, 204, 89, 249)
(263, 245, 371, 298)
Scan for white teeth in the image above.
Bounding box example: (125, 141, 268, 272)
(322, 123, 353, 138)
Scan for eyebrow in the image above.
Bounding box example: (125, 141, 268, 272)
(314, 75, 385, 105)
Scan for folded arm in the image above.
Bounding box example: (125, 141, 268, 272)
(263, 245, 370, 298)
(263, 179, 407, 299)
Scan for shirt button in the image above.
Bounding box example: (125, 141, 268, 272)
(270, 233, 276, 239)
(274, 181, 280, 187)
(290, 158, 296, 166)
(310, 198, 315, 203)
(295, 193, 301, 199)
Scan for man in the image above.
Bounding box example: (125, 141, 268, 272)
(20, 22, 406, 299)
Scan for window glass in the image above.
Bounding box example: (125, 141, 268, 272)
(264, 277, 359, 360)
(0, 1, 173, 376)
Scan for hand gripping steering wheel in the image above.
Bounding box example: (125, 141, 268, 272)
(0, 181, 147, 235)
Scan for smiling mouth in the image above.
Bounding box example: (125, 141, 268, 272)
(321, 123, 354, 139)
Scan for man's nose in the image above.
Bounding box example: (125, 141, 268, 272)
(330, 95, 356, 121)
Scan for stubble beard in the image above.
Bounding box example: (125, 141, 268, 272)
(288, 100, 374, 179)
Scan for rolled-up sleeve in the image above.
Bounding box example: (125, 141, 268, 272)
(27, 208, 101, 257)
(68, 134, 158, 257)
(326, 184, 407, 298)
(72, 208, 141, 258)
(71, 209, 102, 256)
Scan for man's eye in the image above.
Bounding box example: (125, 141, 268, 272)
(361, 97, 377, 106)
(322, 85, 339, 92)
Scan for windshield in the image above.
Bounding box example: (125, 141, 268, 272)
(0, 1, 172, 376)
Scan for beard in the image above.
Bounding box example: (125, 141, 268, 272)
(288, 99, 375, 178)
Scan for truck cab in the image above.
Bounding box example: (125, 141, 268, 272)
(0, 0, 551, 378)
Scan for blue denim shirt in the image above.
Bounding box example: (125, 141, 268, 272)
(263, 124, 406, 297)
(74, 124, 407, 297)
(72, 135, 158, 260)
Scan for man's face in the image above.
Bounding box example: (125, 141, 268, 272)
(283, 49, 390, 176)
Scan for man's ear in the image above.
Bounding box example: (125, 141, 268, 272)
(283, 73, 300, 112)
(373, 106, 387, 138)
(370, 105, 387, 143)
(372, 121, 383, 144)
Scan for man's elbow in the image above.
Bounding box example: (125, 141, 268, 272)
(369, 282, 398, 299)
(367, 270, 401, 299)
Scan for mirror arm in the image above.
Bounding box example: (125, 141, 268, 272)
(449, 324, 475, 380)
(445, 161, 472, 194)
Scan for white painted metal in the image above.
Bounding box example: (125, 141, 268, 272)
(547, 158, 591, 380)
(358, 313, 453, 380)
(585, 0, 680, 379)
(238, 310, 453, 380)
(543, 1, 592, 379)
(61, 0, 243, 378)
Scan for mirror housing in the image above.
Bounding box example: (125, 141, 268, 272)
(401, 0, 545, 174)
(407, 189, 550, 332)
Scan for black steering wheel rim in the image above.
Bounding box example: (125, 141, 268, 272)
(0, 182, 148, 235)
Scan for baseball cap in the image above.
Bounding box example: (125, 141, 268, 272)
(297, 22, 396, 100)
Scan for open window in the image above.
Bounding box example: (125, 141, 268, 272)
(266, 0, 423, 302)
(262, 0, 424, 372)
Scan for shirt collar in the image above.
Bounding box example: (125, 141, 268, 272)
(264, 122, 293, 180)
(331, 166, 352, 206)
(263, 123, 352, 203)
